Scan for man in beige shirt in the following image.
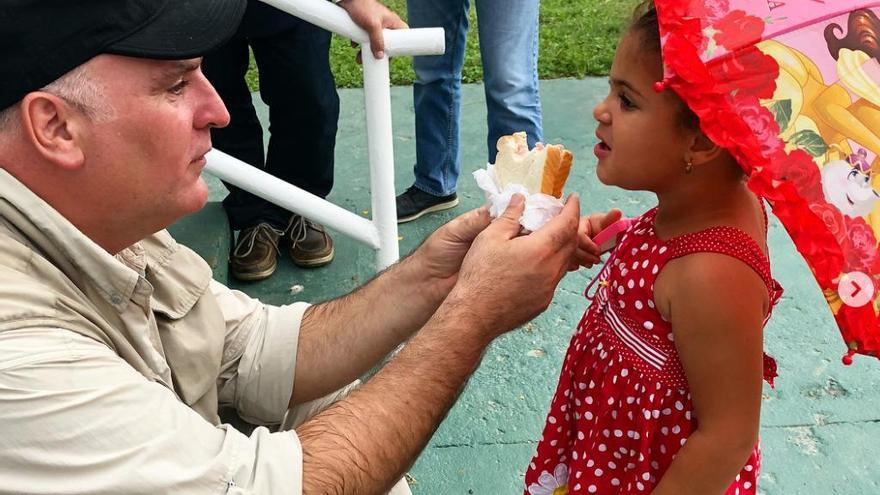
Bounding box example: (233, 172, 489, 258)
(0, 0, 586, 494)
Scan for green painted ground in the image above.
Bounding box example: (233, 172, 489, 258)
(178, 79, 880, 494)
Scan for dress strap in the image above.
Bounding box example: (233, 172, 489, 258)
(667, 226, 777, 296)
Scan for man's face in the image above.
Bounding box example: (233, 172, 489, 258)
(81, 55, 229, 235)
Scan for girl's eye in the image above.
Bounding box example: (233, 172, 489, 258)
(169, 79, 190, 95)
(618, 92, 634, 110)
(848, 169, 859, 179)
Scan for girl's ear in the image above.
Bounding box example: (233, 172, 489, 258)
(686, 131, 726, 167)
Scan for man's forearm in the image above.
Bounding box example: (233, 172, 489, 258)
(291, 253, 449, 404)
(297, 298, 489, 494)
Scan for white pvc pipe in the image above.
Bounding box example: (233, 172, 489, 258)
(362, 46, 401, 270)
(260, 0, 444, 57)
(205, 150, 381, 249)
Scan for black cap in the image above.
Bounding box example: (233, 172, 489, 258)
(0, 0, 247, 111)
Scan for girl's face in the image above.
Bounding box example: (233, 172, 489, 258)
(592, 32, 696, 192)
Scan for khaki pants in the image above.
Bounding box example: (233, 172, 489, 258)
(281, 381, 413, 495)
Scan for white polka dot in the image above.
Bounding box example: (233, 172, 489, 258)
(648, 299, 655, 308)
(618, 286, 625, 295)
(598, 444, 607, 452)
(548, 416, 556, 424)
(595, 468, 604, 476)
(586, 396, 594, 404)
(635, 300, 644, 310)
(619, 300, 626, 309)
(642, 259, 650, 268)
(744, 482, 752, 489)
(587, 459, 595, 467)
(585, 411, 594, 420)
(637, 481, 645, 491)
(573, 451, 579, 461)
(641, 242, 649, 250)
(621, 368, 629, 377)
(745, 464, 754, 472)
(609, 461, 617, 469)
(659, 246, 668, 254)
(611, 478, 620, 486)
(614, 429, 623, 437)
(652, 265, 659, 274)
(573, 483, 581, 491)
(672, 425, 681, 434)
(628, 279, 635, 289)
(642, 472, 651, 481)
(578, 431, 585, 440)
(639, 278, 645, 287)
(643, 321, 654, 330)
(588, 485, 597, 493)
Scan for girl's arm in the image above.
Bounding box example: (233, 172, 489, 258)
(651, 253, 768, 495)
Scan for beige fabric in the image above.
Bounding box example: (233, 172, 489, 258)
(0, 169, 311, 493)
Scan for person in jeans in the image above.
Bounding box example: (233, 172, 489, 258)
(204, 1, 341, 281)
(397, 0, 543, 223)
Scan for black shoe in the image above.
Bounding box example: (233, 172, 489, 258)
(396, 186, 459, 223)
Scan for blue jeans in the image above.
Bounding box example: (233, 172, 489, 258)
(407, 0, 543, 196)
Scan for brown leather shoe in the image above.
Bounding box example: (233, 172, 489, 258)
(229, 223, 284, 281)
(287, 215, 334, 268)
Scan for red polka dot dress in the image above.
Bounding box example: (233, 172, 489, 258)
(524, 207, 782, 495)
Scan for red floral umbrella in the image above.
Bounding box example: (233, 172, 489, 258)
(655, 1, 880, 364)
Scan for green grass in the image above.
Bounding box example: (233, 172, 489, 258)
(245, 0, 638, 90)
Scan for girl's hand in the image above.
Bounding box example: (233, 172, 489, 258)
(568, 208, 623, 271)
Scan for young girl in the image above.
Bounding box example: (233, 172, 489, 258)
(524, 2, 783, 494)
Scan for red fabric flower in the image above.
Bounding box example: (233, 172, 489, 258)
(732, 97, 783, 158)
(708, 46, 779, 99)
(778, 150, 824, 204)
(810, 202, 847, 244)
(692, 0, 730, 23)
(843, 216, 880, 273)
(713, 11, 765, 50)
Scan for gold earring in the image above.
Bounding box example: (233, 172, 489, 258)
(685, 160, 694, 174)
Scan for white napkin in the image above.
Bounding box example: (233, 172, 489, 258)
(473, 164, 564, 232)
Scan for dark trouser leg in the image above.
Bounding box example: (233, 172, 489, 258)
(250, 18, 339, 227)
(203, 34, 281, 230)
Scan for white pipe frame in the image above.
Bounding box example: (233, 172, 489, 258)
(205, 0, 444, 270)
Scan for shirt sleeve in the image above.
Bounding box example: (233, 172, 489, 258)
(211, 280, 310, 425)
(0, 328, 303, 495)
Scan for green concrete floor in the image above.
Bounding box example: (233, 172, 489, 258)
(175, 79, 880, 494)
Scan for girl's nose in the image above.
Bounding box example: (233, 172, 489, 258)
(593, 99, 611, 123)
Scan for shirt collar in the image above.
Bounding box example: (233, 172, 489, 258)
(0, 168, 140, 311)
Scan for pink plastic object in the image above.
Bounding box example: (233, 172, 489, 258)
(591, 218, 635, 254)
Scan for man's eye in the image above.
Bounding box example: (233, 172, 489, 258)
(169, 79, 190, 95)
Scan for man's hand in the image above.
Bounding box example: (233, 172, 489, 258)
(444, 193, 581, 341)
(338, 0, 407, 59)
(409, 206, 492, 300)
(569, 208, 622, 270)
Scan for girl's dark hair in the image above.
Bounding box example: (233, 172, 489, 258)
(825, 9, 880, 61)
(628, 1, 700, 130)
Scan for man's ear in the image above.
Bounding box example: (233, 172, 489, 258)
(686, 131, 726, 168)
(19, 92, 86, 170)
